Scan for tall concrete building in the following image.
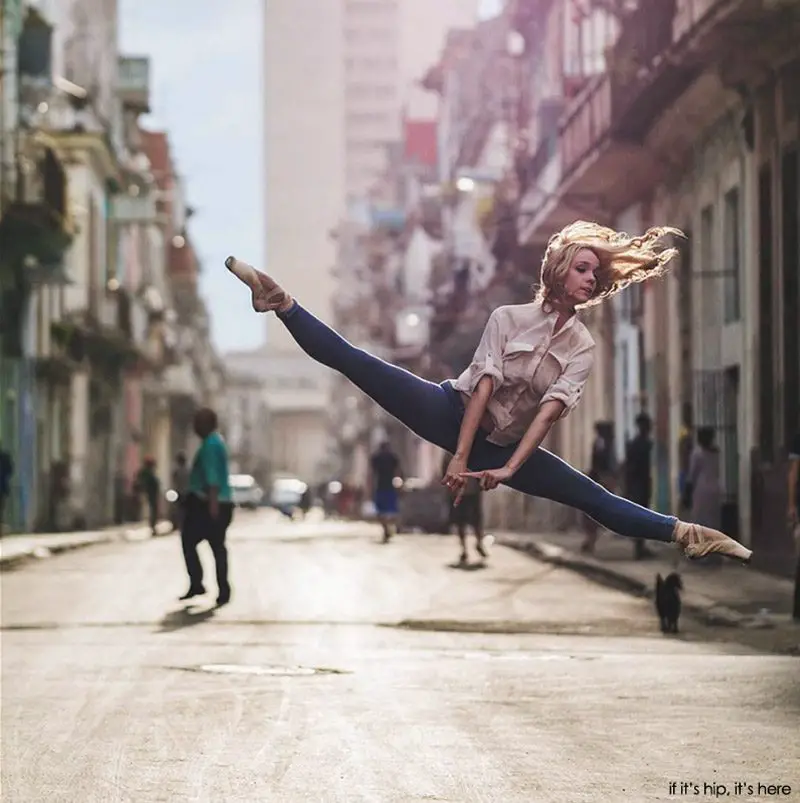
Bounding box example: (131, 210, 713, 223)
(262, 0, 481, 483)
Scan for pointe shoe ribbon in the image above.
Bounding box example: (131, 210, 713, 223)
(673, 521, 752, 564)
(225, 256, 291, 312)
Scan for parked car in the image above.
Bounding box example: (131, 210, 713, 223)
(230, 474, 264, 509)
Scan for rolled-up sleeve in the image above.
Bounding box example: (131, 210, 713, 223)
(539, 342, 595, 418)
(453, 309, 506, 394)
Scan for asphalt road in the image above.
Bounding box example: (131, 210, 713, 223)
(2, 509, 798, 802)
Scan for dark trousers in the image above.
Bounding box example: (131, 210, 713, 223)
(146, 494, 158, 532)
(181, 494, 234, 593)
(278, 303, 677, 543)
(794, 552, 799, 621)
(794, 516, 800, 620)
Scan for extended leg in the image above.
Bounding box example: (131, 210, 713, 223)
(225, 258, 460, 450)
(280, 303, 461, 450)
(468, 438, 751, 562)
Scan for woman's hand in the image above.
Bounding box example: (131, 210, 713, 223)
(460, 465, 515, 491)
(441, 454, 469, 505)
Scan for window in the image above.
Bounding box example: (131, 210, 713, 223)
(722, 187, 741, 322)
(346, 83, 396, 101)
(345, 56, 397, 71)
(346, 111, 391, 127)
(344, 27, 394, 45)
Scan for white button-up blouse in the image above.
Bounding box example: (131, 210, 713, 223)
(452, 301, 596, 446)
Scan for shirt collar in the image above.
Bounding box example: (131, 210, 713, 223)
(536, 299, 579, 335)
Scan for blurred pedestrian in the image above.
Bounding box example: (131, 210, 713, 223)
(676, 403, 694, 517)
(170, 452, 190, 532)
(442, 451, 486, 564)
(225, 221, 751, 564)
(788, 427, 800, 621)
(0, 441, 13, 536)
(135, 457, 160, 535)
(180, 407, 234, 607)
(682, 426, 723, 567)
(580, 421, 618, 555)
(624, 413, 656, 560)
(299, 486, 312, 518)
(370, 441, 402, 543)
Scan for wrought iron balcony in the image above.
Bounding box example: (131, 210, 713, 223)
(551, 0, 793, 216)
(0, 136, 72, 273)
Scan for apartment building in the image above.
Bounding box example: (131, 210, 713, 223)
(262, 0, 480, 485)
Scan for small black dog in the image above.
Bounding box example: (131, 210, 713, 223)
(655, 572, 683, 633)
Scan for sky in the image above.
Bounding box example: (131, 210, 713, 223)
(119, 0, 503, 355)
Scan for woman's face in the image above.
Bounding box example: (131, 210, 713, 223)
(562, 247, 599, 306)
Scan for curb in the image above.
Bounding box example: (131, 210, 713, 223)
(0, 524, 171, 572)
(496, 533, 748, 629)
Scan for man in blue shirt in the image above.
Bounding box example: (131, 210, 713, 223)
(370, 441, 402, 543)
(180, 407, 234, 606)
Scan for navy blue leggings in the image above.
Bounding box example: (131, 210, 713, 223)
(278, 303, 677, 543)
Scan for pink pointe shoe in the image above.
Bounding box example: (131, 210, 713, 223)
(225, 256, 294, 313)
(672, 521, 752, 564)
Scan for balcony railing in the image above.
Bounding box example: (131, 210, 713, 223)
(557, 0, 739, 185)
(559, 76, 611, 186)
(117, 56, 150, 112)
(0, 139, 72, 272)
(673, 0, 729, 43)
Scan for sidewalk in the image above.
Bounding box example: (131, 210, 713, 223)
(0, 520, 174, 570)
(495, 528, 799, 632)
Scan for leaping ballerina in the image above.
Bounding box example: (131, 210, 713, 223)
(224, 220, 752, 565)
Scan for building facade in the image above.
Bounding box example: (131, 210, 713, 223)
(504, 0, 799, 571)
(262, 0, 481, 489)
(0, 1, 223, 532)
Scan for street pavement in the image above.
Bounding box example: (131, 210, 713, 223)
(1, 508, 799, 802)
(496, 529, 799, 632)
(0, 520, 173, 567)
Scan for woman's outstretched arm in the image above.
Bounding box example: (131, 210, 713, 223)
(455, 375, 493, 462)
(442, 375, 493, 503)
(461, 343, 594, 490)
(504, 400, 565, 474)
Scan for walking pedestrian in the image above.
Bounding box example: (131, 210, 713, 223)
(135, 457, 160, 535)
(442, 451, 486, 564)
(370, 441, 402, 543)
(682, 426, 723, 567)
(579, 421, 618, 555)
(170, 452, 190, 533)
(179, 408, 235, 607)
(624, 413, 656, 560)
(788, 427, 800, 621)
(224, 220, 751, 564)
(676, 403, 693, 517)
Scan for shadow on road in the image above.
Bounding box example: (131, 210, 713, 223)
(446, 561, 488, 572)
(155, 604, 216, 634)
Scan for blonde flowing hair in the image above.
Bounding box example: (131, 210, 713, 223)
(534, 220, 685, 311)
